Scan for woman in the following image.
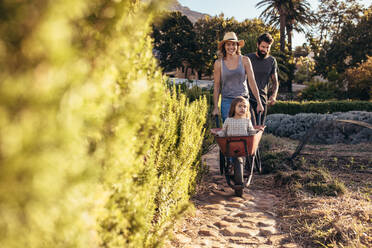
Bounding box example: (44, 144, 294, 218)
(212, 32, 264, 122)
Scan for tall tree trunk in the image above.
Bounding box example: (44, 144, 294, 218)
(279, 8, 287, 52)
(286, 24, 293, 52)
(196, 70, 201, 80)
(197, 70, 202, 80)
(286, 23, 293, 93)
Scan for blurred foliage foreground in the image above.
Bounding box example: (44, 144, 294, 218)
(0, 0, 208, 247)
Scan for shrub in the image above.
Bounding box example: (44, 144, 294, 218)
(294, 56, 315, 84)
(148, 91, 207, 245)
(168, 82, 215, 153)
(266, 111, 372, 144)
(99, 89, 207, 248)
(0, 0, 207, 247)
(344, 55, 372, 100)
(268, 100, 372, 115)
(298, 81, 341, 101)
(0, 0, 105, 246)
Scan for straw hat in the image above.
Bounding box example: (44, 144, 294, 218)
(218, 32, 245, 51)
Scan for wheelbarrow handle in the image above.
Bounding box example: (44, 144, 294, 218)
(258, 112, 262, 126)
(214, 115, 220, 128)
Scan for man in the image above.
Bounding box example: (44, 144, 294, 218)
(247, 33, 279, 125)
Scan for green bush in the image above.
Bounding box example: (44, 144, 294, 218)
(0, 0, 207, 247)
(99, 89, 207, 248)
(298, 81, 341, 101)
(294, 56, 315, 84)
(147, 91, 207, 245)
(268, 100, 372, 115)
(0, 0, 104, 246)
(168, 82, 215, 154)
(344, 55, 372, 100)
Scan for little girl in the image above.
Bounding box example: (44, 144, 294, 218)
(213, 96, 264, 137)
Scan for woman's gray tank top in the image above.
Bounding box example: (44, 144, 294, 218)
(221, 56, 249, 98)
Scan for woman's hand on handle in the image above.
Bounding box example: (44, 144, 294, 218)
(256, 102, 264, 113)
(212, 107, 220, 116)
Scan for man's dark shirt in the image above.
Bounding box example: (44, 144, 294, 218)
(247, 53, 277, 104)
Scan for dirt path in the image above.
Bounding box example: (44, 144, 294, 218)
(166, 146, 299, 248)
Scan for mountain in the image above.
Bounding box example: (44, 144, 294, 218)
(169, 1, 209, 23)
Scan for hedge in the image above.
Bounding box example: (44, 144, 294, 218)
(268, 100, 372, 115)
(0, 0, 207, 247)
(168, 82, 215, 153)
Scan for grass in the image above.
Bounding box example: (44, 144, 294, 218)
(274, 167, 347, 197)
(277, 192, 371, 247)
(257, 134, 371, 247)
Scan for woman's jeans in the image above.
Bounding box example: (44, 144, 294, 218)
(220, 97, 235, 165)
(221, 97, 234, 122)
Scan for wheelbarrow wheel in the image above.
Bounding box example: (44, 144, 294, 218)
(235, 187, 243, 197)
(233, 157, 244, 197)
(219, 150, 225, 175)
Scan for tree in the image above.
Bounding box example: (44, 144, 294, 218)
(238, 18, 279, 54)
(294, 44, 310, 57)
(313, 0, 364, 45)
(344, 55, 372, 100)
(256, 0, 290, 52)
(294, 56, 315, 83)
(314, 5, 372, 77)
(285, 0, 312, 52)
(256, 0, 312, 92)
(256, 0, 312, 52)
(193, 15, 284, 79)
(152, 11, 198, 77)
(193, 14, 242, 77)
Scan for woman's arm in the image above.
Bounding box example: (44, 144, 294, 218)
(216, 118, 229, 136)
(243, 56, 264, 113)
(212, 60, 221, 116)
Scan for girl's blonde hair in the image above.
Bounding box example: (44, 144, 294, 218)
(228, 96, 251, 119)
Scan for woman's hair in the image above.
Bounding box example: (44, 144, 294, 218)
(228, 96, 251, 118)
(219, 42, 242, 58)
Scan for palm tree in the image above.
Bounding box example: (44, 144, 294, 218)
(256, 0, 311, 52)
(256, 0, 288, 52)
(285, 0, 312, 51)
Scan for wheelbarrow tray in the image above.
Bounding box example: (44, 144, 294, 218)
(212, 126, 264, 157)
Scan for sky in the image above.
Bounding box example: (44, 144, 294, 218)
(178, 0, 372, 48)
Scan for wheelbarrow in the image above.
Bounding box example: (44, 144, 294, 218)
(211, 116, 265, 197)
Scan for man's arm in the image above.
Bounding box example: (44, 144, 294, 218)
(268, 58, 279, 106)
(268, 72, 279, 106)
